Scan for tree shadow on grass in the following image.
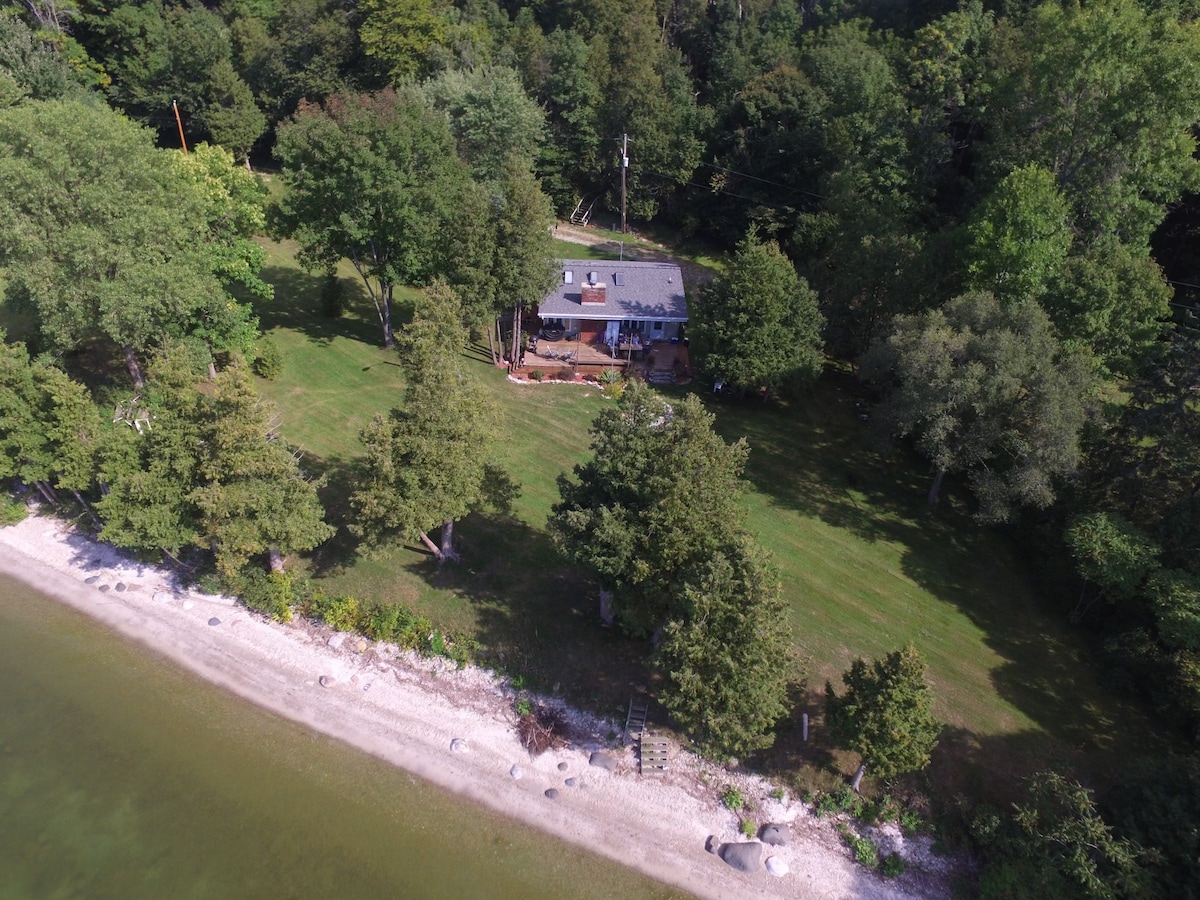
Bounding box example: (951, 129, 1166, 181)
(254, 267, 414, 349)
(404, 512, 658, 721)
(291, 452, 365, 575)
(696, 368, 941, 547)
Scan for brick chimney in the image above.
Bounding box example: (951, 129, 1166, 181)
(581, 282, 606, 305)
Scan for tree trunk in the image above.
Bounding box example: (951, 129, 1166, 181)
(509, 304, 521, 372)
(851, 763, 867, 793)
(439, 520, 459, 564)
(418, 530, 443, 560)
(268, 546, 284, 573)
(382, 283, 394, 349)
(122, 344, 145, 390)
(487, 319, 498, 366)
(34, 480, 57, 506)
(599, 588, 615, 626)
(927, 468, 946, 506)
(71, 489, 102, 529)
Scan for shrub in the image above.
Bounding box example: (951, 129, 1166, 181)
(515, 697, 533, 717)
(529, 369, 544, 382)
(769, 787, 786, 802)
(880, 853, 906, 877)
(428, 629, 447, 657)
(240, 570, 294, 622)
(314, 593, 362, 631)
(365, 603, 404, 641)
(739, 818, 756, 837)
(721, 788, 745, 811)
(598, 367, 622, 385)
(252, 335, 284, 380)
(0, 494, 28, 526)
(841, 827, 879, 868)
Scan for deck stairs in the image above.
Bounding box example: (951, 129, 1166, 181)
(569, 196, 597, 227)
(623, 697, 669, 776)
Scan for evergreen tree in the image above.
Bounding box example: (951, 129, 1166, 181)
(824, 645, 941, 790)
(189, 364, 333, 577)
(692, 231, 824, 397)
(550, 382, 749, 635)
(0, 337, 99, 509)
(656, 539, 796, 759)
(350, 283, 516, 562)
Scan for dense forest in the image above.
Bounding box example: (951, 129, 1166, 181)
(4, 0, 1200, 895)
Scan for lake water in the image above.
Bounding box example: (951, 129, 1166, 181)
(0, 575, 684, 900)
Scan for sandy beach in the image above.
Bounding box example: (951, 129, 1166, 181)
(0, 514, 960, 899)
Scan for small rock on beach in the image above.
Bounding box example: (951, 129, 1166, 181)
(544, 789, 559, 800)
(509, 765, 523, 780)
(450, 738, 469, 753)
(207, 617, 221, 626)
(84, 576, 99, 585)
(765, 856, 789, 877)
(327, 633, 346, 650)
(318, 675, 334, 687)
(565, 777, 578, 787)
(115, 583, 126, 592)
(557, 761, 569, 772)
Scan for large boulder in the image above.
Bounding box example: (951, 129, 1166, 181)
(759, 823, 790, 846)
(589, 752, 618, 772)
(717, 841, 762, 873)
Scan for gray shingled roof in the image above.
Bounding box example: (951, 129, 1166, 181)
(538, 260, 688, 322)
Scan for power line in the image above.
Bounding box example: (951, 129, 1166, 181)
(696, 160, 829, 202)
(642, 168, 810, 214)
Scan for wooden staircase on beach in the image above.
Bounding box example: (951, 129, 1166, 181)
(623, 697, 669, 776)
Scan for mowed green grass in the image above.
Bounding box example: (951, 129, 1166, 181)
(252, 238, 1161, 792)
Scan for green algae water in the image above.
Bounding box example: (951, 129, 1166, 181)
(0, 576, 683, 900)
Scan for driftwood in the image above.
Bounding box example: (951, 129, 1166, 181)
(517, 705, 568, 756)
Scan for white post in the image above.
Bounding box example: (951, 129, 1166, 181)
(802, 712, 809, 742)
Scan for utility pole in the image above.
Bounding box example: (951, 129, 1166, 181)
(172, 100, 188, 155)
(620, 133, 629, 234)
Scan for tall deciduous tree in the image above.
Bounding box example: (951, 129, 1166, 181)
(978, 771, 1152, 900)
(350, 283, 516, 562)
(1064, 512, 1160, 605)
(0, 99, 258, 387)
(824, 645, 941, 790)
(550, 381, 750, 636)
(692, 232, 824, 397)
(861, 292, 1093, 521)
(1042, 237, 1172, 378)
(978, 0, 1200, 246)
(273, 89, 471, 348)
(420, 66, 546, 184)
(963, 164, 1072, 303)
(656, 539, 796, 759)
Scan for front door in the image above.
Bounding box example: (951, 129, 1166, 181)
(604, 320, 620, 345)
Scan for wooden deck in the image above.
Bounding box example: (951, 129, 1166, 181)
(513, 340, 690, 383)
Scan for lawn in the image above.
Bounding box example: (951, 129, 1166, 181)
(0, 233, 1165, 797)
(199, 239, 1183, 798)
